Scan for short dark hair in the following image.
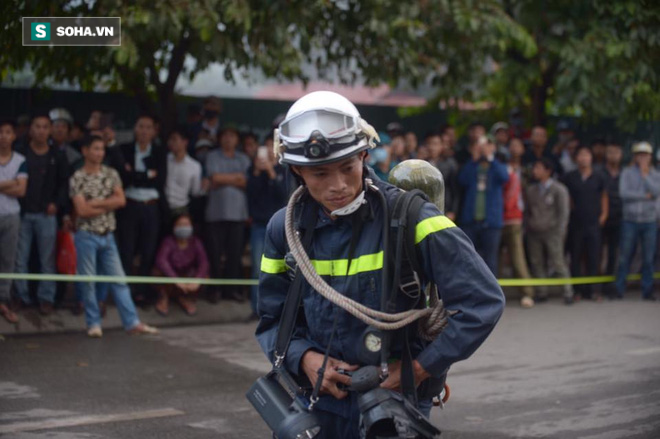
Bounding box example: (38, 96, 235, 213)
(590, 138, 606, 147)
(440, 124, 454, 135)
(468, 121, 485, 130)
(168, 126, 190, 140)
(81, 135, 104, 149)
(173, 212, 192, 228)
(575, 144, 593, 157)
(0, 120, 16, 130)
(135, 113, 156, 124)
(423, 130, 442, 143)
(220, 123, 240, 137)
(536, 158, 555, 172)
(30, 112, 51, 125)
(242, 131, 257, 142)
(203, 96, 221, 106)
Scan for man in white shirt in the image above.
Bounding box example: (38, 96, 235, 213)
(0, 120, 27, 323)
(164, 128, 204, 218)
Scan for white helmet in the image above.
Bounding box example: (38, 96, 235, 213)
(274, 91, 379, 166)
(49, 108, 73, 125)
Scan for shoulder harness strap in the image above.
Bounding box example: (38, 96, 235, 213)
(389, 189, 429, 303)
(387, 189, 430, 406)
(273, 195, 317, 368)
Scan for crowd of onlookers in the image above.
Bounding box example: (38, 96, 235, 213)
(369, 120, 660, 308)
(0, 96, 659, 334)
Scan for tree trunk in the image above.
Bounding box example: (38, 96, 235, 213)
(530, 63, 557, 127)
(530, 82, 547, 127)
(116, 64, 156, 117)
(153, 31, 191, 140)
(158, 89, 178, 141)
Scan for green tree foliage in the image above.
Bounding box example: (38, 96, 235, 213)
(2, 1, 656, 130)
(2, 0, 320, 128)
(0, 0, 534, 128)
(488, 0, 660, 128)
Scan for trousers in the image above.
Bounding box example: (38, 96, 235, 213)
(500, 223, 534, 299)
(527, 229, 574, 299)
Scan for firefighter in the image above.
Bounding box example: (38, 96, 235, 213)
(255, 91, 505, 438)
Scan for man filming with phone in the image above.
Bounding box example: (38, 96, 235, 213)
(247, 145, 288, 319)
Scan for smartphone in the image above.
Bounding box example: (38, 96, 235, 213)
(257, 146, 269, 160)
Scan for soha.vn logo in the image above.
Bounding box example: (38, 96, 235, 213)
(31, 23, 51, 40)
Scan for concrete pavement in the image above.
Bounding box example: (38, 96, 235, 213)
(0, 298, 253, 336)
(1, 296, 659, 438)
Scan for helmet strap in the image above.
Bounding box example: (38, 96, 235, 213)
(330, 190, 366, 216)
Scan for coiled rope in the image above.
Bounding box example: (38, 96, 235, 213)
(285, 185, 454, 341)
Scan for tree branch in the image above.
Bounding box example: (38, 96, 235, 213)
(163, 29, 191, 94)
(115, 63, 154, 114)
(146, 49, 163, 94)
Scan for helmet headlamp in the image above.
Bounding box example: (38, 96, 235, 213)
(303, 133, 331, 159)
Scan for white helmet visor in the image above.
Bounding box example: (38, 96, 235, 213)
(279, 109, 358, 144)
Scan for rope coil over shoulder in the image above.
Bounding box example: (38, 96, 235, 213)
(285, 185, 454, 341)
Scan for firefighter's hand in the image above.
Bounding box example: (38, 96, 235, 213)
(300, 350, 359, 400)
(380, 360, 430, 392)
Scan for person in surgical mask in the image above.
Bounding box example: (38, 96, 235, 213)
(153, 214, 209, 316)
(201, 96, 222, 138)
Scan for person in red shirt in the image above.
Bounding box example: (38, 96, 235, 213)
(501, 138, 535, 307)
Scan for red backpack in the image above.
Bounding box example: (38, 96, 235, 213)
(56, 230, 77, 275)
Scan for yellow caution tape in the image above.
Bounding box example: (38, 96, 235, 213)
(498, 272, 660, 287)
(0, 273, 258, 286)
(0, 272, 658, 287)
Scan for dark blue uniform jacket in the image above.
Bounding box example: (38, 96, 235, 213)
(256, 177, 505, 417)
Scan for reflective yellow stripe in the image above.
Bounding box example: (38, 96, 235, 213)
(415, 215, 456, 244)
(260, 255, 287, 274)
(311, 251, 383, 276)
(261, 252, 384, 276)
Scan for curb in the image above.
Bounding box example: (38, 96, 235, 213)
(0, 300, 253, 336)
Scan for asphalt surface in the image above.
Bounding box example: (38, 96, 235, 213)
(1, 296, 659, 438)
(0, 298, 253, 335)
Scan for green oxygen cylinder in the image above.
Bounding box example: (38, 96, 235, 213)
(388, 159, 445, 211)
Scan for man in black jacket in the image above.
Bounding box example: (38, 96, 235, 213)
(116, 115, 167, 302)
(246, 145, 288, 317)
(13, 114, 70, 315)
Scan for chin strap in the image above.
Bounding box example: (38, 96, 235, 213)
(330, 190, 367, 216)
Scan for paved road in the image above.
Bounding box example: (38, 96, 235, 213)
(1, 297, 659, 438)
